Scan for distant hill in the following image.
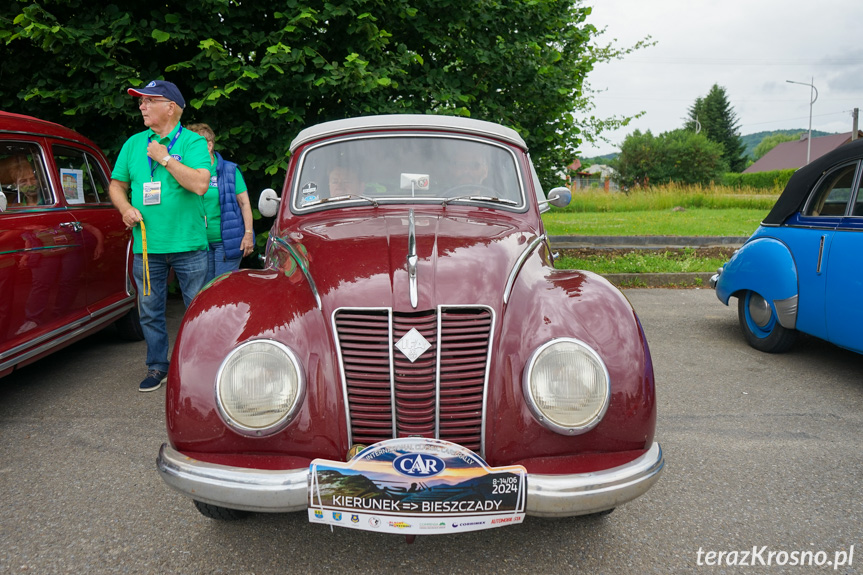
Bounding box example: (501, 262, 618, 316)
(580, 130, 839, 164)
(741, 129, 837, 159)
(582, 152, 618, 163)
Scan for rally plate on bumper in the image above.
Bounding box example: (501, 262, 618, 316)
(308, 438, 526, 535)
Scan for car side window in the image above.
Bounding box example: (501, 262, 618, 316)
(0, 142, 52, 209)
(53, 145, 109, 204)
(852, 166, 863, 217)
(803, 162, 858, 217)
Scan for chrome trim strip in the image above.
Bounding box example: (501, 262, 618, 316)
(0, 301, 132, 372)
(156, 442, 663, 517)
(773, 295, 798, 330)
(387, 312, 397, 438)
(407, 209, 418, 308)
(434, 304, 495, 458)
(503, 235, 545, 305)
(816, 235, 825, 274)
(272, 235, 322, 309)
(435, 310, 442, 440)
(331, 306, 396, 447)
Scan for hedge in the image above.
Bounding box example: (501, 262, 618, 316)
(721, 169, 796, 190)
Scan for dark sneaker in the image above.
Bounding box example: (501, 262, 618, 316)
(139, 369, 168, 392)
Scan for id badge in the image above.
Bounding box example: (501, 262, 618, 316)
(143, 181, 162, 205)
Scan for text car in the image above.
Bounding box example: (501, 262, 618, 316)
(0, 111, 141, 377)
(711, 138, 863, 354)
(157, 115, 663, 536)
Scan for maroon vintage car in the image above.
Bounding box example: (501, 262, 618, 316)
(0, 111, 141, 377)
(157, 115, 663, 536)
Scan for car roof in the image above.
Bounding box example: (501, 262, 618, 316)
(290, 114, 527, 153)
(763, 137, 863, 225)
(0, 110, 101, 150)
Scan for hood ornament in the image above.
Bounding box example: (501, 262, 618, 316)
(407, 209, 418, 308)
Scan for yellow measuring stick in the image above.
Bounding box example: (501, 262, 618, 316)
(140, 221, 151, 296)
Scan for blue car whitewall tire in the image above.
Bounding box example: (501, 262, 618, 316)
(737, 290, 798, 353)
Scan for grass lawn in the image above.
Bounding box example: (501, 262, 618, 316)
(553, 247, 733, 274)
(541, 207, 768, 237)
(541, 185, 773, 274)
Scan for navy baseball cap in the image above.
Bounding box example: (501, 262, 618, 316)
(127, 80, 185, 108)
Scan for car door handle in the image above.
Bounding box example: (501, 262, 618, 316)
(60, 221, 83, 232)
(816, 234, 825, 274)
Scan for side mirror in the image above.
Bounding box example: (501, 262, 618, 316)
(258, 188, 281, 218)
(543, 186, 572, 209)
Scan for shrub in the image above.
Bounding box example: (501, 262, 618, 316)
(721, 169, 795, 191)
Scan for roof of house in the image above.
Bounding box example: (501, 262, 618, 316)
(743, 132, 862, 173)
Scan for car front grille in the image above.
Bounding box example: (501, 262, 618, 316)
(333, 306, 493, 453)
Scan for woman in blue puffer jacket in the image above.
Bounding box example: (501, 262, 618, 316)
(188, 124, 255, 282)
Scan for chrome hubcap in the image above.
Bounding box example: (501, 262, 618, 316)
(748, 293, 772, 328)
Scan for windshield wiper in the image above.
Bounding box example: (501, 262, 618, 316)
(442, 195, 519, 206)
(303, 194, 379, 207)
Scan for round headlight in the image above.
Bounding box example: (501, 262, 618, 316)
(523, 338, 610, 434)
(216, 340, 304, 436)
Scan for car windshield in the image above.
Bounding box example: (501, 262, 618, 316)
(292, 135, 524, 211)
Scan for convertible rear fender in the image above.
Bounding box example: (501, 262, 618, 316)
(715, 237, 798, 305)
(167, 269, 347, 460)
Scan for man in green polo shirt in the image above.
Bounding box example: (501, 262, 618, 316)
(109, 80, 211, 392)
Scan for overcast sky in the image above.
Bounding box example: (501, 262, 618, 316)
(579, 0, 863, 157)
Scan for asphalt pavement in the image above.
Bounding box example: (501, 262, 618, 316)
(1, 289, 861, 574)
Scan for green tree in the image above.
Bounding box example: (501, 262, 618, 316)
(684, 84, 747, 172)
(0, 0, 640, 191)
(752, 132, 801, 161)
(613, 129, 725, 188)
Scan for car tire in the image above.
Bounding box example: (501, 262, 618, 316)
(737, 291, 797, 353)
(114, 306, 144, 341)
(193, 500, 250, 521)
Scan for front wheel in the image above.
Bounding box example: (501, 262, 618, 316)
(193, 500, 250, 521)
(737, 291, 797, 353)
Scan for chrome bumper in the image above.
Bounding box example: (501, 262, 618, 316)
(709, 266, 723, 289)
(157, 442, 663, 517)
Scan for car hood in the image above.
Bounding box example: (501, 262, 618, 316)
(275, 210, 539, 312)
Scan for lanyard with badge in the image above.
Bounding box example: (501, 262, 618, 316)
(140, 126, 182, 296)
(142, 125, 182, 206)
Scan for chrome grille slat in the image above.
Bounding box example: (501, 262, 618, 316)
(334, 306, 492, 453)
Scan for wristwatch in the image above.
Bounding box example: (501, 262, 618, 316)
(160, 155, 172, 167)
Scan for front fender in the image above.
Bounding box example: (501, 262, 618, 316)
(486, 255, 656, 467)
(715, 237, 798, 306)
(166, 269, 346, 461)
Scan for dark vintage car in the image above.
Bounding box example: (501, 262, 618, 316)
(157, 115, 663, 536)
(0, 111, 141, 377)
(712, 138, 863, 354)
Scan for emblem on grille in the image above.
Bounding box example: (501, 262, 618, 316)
(395, 328, 431, 362)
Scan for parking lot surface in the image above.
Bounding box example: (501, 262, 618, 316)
(1, 289, 860, 574)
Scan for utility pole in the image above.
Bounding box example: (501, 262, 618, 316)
(853, 108, 859, 141)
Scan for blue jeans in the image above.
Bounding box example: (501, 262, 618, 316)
(133, 250, 207, 373)
(206, 241, 242, 283)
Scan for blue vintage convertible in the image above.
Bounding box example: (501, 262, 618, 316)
(711, 138, 863, 354)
